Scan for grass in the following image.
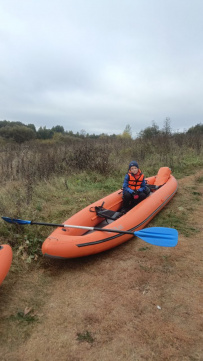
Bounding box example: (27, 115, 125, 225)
(0, 134, 202, 360)
(0, 268, 50, 350)
(138, 247, 150, 251)
(76, 331, 95, 344)
(151, 209, 200, 237)
(9, 310, 38, 324)
(196, 175, 203, 183)
(0, 169, 202, 361)
(1, 163, 202, 261)
(0, 172, 122, 257)
(149, 176, 202, 236)
(0, 136, 202, 261)
(16, 236, 44, 263)
(139, 265, 151, 272)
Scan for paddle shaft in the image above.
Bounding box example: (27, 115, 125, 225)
(1, 217, 178, 247)
(30, 221, 135, 235)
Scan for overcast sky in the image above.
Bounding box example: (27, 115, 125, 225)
(0, 0, 203, 137)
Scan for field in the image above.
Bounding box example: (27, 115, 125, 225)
(0, 135, 203, 361)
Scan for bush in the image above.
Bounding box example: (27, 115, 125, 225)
(0, 125, 36, 143)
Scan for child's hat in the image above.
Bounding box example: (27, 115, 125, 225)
(129, 161, 139, 169)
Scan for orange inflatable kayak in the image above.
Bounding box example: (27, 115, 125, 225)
(0, 244, 12, 284)
(42, 167, 178, 259)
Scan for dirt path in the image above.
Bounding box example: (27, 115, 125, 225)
(0, 171, 203, 361)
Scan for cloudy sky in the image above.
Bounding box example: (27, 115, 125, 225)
(0, 0, 203, 137)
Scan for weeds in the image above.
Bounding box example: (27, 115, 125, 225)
(138, 247, 150, 251)
(16, 236, 43, 262)
(196, 176, 203, 183)
(0, 172, 122, 258)
(76, 331, 95, 344)
(139, 265, 151, 272)
(150, 208, 199, 237)
(0, 132, 202, 187)
(9, 309, 38, 324)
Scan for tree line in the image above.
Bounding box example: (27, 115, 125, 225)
(0, 120, 116, 143)
(0, 119, 202, 143)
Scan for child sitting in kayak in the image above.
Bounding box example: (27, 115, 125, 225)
(121, 161, 147, 213)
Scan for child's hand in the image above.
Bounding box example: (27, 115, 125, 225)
(133, 191, 139, 199)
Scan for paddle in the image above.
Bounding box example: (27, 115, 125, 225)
(1, 216, 178, 247)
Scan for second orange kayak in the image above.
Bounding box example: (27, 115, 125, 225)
(0, 244, 12, 285)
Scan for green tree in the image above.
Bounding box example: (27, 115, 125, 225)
(0, 125, 36, 143)
(187, 123, 203, 134)
(138, 121, 160, 139)
(122, 124, 132, 138)
(162, 117, 172, 135)
(79, 129, 86, 138)
(0, 120, 24, 128)
(27, 123, 36, 132)
(37, 126, 54, 139)
(51, 125, 64, 133)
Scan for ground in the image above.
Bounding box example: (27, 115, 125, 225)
(0, 171, 202, 361)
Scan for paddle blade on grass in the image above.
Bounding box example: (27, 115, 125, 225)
(134, 227, 178, 247)
(1, 217, 31, 225)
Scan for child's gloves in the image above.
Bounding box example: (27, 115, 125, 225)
(133, 191, 139, 199)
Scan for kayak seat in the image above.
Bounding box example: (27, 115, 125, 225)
(95, 206, 123, 221)
(147, 184, 160, 191)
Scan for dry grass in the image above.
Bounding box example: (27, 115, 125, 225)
(0, 133, 203, 186)
(0, 170, 203, 361)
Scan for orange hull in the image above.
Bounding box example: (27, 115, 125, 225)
(42, 171, 178, 259)
(0, 244, 12, 284)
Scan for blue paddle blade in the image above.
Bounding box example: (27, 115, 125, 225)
(134, 227, 178, 247)
(1, 217, 31, 225)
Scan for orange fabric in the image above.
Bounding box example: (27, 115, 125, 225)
(0, 244, 12, 284)
(154, 167, 171, 186)
(128, 170, 144, 190)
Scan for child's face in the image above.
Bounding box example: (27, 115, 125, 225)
(130, 166, 138, 174)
